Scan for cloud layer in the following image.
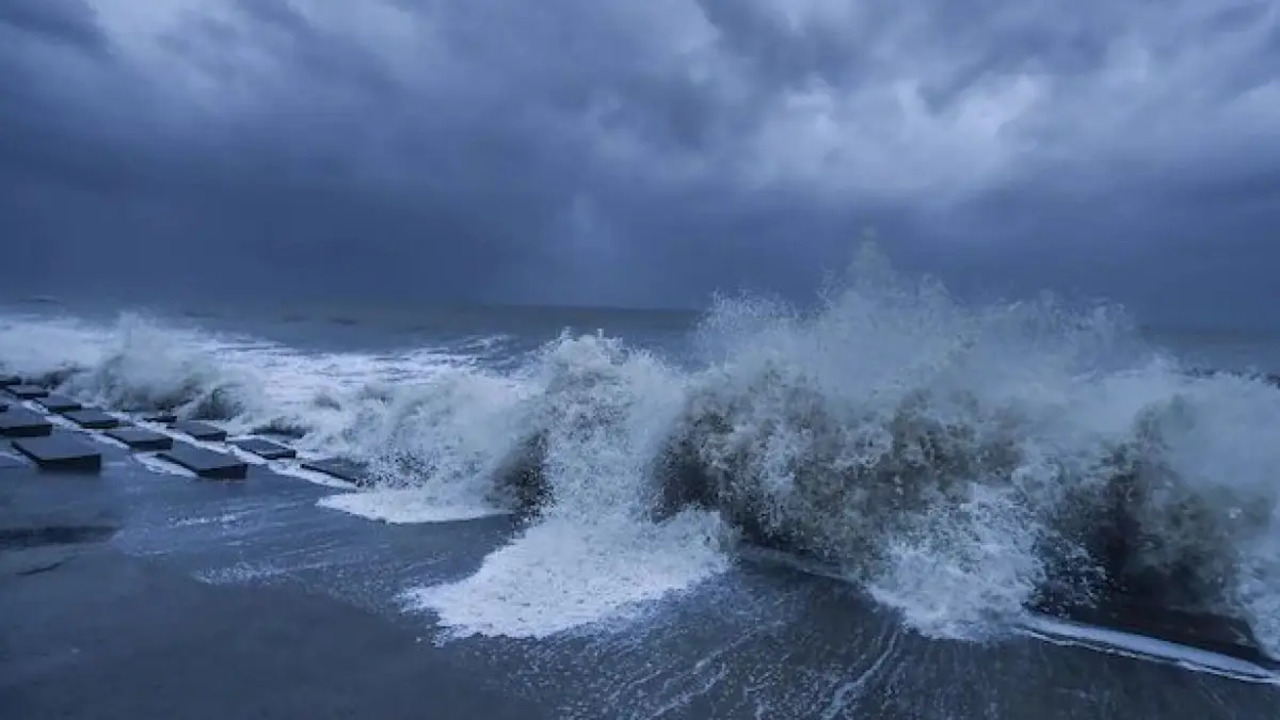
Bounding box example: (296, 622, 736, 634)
(2, 0, 1278, 324)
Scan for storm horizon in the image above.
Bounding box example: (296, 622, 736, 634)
(2, 0, 1278, 329)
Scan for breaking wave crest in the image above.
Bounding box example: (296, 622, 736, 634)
(3, 244, 1279, 649)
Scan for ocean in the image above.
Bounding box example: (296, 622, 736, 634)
(3, 256, 1280, 718)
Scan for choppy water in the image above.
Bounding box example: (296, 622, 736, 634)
(3, 245, 1280, 687)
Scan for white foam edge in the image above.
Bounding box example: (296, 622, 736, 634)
(168, 510, 254, 528)
(15, 398, 48, 414)
(218, 438, 275, 466)
(273, 460, 362, 490)
(108, 418, 232, 476)
(5, 399, 122, 448)
(1019, 614, 1280, 685)
(17, 401, 142, 440)
(195, 557, 337, 585)
(133, 451, 197, 478)
(82, 410, 139, 447)
(88, 432, 131, 450)
(739, 545, 1279, 683)
(105, 417, 364, 491)
(405, 512, 729, 640)
(317, 487, 507, 524)
(164, 431, 234, 454)
(72, 416, 246, 473)
(45, 414, 81, 431)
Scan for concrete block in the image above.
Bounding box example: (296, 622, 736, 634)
(230, 437, 296, 460)
(142, 412, 178, 424)
(37, 394, 83, 413)
(0, 409, 53, 438)
(105, 427, 173, 451)
(158, 444, 248, 480)
(300, 457, 371, 486)
(63, 409, 122, 430)
(6, 385, 48, 400)
(12, 435, 102, 472)
(170, 420, 227, 443)
(0, 375, 19, 387)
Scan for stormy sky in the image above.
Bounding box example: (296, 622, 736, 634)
(1, 0, 1278, 327)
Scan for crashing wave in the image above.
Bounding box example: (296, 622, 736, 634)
(3, 244, 1279, 653)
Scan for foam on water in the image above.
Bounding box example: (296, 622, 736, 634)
(319, 488, 503, 524)
(406, 511, 728, 640)
(133, 453, 197, 478)
(403, 331, 731, 638)
(1020, 615, 1280, 684)
(4, 243, 1280, 651)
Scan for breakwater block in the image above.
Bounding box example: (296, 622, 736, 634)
(301, 457, 371, 486)
(142, 412, 178, 424)
(170, 420, 227, 443)
(38, 394, 83, 413)
(0, 409, 53, 438)
(12, 435, 102, 472)
(230, 437, 296, 460)
(63, 409, 122, 430)
(105, 427, 173, 451)
(158, 444, 248, 480)
(6, 384, 48, 400)
(0, 375, 20, 387)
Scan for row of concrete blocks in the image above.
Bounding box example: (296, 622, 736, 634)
(0, 375, 369, 485)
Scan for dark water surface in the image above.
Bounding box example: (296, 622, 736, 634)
(3, 452, 1277, 720)
(4, 288, 1280, 718)
(7, 293, 1280, 371)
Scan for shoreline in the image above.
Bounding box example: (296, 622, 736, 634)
(4, 381, 1280, 718)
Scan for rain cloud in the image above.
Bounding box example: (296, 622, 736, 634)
(1, 0, 1278, 325)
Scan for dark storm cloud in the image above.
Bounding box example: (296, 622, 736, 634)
(0, 0, 106, 53)
(1, 1, 1278, 325)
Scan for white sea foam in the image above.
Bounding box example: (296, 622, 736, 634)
(1021, 615, 1280, 684)
(318, 488, 503, 524)
(4, 243, 1280, 650)
(271, 462, 362, 490)
(406, 512, 728, 639)
(133, 452, 197, 478)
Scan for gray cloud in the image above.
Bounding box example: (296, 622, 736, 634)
(1, 0, 1278, 326)
(0, 0, 106, 52)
